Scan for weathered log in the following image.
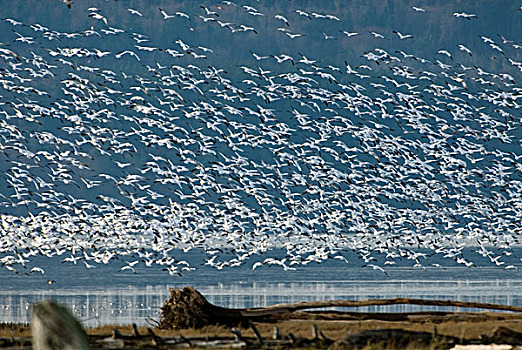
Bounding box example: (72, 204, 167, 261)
(31, 299, 91, 350)
(241, 297, 522, 316)
(159, 286, 245, 328)
(331, 329, 457, 350)
(159, 286, 522, 329)
(488, 326, 522, 345)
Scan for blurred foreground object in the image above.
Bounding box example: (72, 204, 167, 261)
(31, 300, 91, 350)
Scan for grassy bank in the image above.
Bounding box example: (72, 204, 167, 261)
(2, 312, 522, 349)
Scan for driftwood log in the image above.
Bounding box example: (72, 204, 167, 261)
(159, 286, 522, 329)
(332, 328, 458, 350)
(159, 286, 245, 328)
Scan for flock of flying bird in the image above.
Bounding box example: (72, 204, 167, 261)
(0, 1, 521, 277)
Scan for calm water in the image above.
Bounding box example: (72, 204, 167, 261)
(1, 251, 521, 327)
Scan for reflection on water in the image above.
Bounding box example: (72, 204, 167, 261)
(2, 279, 521, 327)
(1, 253, 520, 326)
(0, 286, 163, 328)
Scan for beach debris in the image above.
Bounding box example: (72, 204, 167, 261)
(451, 346, 515, 350)
(30, 300, 91, 350)
(229, 327, 244, 341)
(159, 286, 243, 328)
(487, 327, 522, 346)
(159, 287, 522, 329)
(331, 329, 455, 349)
(4, 310, 522, 349)
(249, 320, 264, 344)
(272, 326, 280, 340)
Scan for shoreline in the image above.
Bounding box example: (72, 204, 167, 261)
(2, 311, 522, 349)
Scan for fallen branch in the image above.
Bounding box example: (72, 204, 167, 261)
(241, 297, 522, 316)
(159, 287, 522, 329)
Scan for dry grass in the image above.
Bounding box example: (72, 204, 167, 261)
(2, 314, 521, 349)
(2, 315, 522, 339)
(142, 313, 522, 340)
(89, 314, 522, 339)
(0, 323, 30, 337)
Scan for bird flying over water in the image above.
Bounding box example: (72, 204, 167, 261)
(60, 0, 72, 9)
(0, 0, 520, 276)
(453, 12, 477, 20)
